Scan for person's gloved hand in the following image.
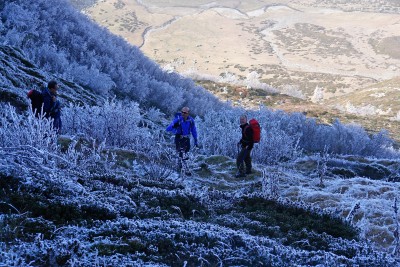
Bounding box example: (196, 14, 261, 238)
(173, 122, 179, 128)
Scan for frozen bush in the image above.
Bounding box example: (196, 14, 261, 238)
(62, 99, 149, 148)
(0, 104, 58, 151)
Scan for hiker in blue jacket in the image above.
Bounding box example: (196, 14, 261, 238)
(166, 106, 198, 172)
(42, 80, 62, 134)
(236, 115, 254, 178)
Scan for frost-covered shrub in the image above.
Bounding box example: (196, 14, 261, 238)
(311, 85, 324, 103)
(0, 105, 68, 177)
(196, 107, 302, 165)
(0, 104, 58, 151)
(316, 145, 330, 187)
(196, 109, 242, 158)
(281, 84, 306, 99)
(392, 111, 400, 121)
(142, 107, 166, 125)
(196, 106, 398, 166)
(0, 103, 116, 181)
(62, 99, 149, 148)
(218, 71, 238, 84)
(261, 169, 280, 198)
(0, 0, 223, 115)
(393, 198, 400, 256)
(136, 142, 175, 181)
(255, 126, 301, 164)
(66, 64, 116, 94)
(338, 101, 392, 116)
(293, 116, 396, 158)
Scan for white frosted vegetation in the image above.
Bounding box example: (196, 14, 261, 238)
(0, 0, 400, 265)
(280, 170, 400, 252)
(335, 101, 393, 117)
(1, 87, 399, 265)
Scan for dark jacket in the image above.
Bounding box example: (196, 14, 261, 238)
(42, 88, 62, 132)
(42, 88, 57, 118)
(240, 123, 254, 150)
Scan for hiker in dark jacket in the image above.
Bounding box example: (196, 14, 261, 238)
(166, 106, 198, 171)
(42, 80, 62, 134)
(236, 115, 254, 178)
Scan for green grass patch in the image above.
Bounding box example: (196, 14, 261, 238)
(0, 174, 117, 224)
(209, 196, 359, 255)
(129, 190, 208, 219)
(238, 196, 357, 239)
(94, 239, 147, 256)
(204, 155, 232, 166)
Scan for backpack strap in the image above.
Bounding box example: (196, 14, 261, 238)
(243, 124, 250, 137)
(243, 124, 253, 141)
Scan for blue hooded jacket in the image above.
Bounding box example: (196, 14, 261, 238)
(166, 114, 198, 145)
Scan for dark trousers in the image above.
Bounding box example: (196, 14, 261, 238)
(236, 147, 252, 174)
(53, 116, 62, 134)
(175, 135, 190, 167)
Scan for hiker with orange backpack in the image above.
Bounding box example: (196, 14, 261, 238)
(236, 115, 260, 178)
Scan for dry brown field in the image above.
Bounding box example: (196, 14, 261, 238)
(83, 0, 400, 139)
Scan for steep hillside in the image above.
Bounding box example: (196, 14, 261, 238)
(1, 1, 400, 266)
(324, 77, 400, 140)
(0, 45, 102, 110)
(326, 77, 400, 117)
(0, 0, 223, 116)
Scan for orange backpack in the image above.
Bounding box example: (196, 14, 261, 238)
(247, 118, 261, 143)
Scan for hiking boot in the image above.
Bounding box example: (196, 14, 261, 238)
(235, 172, 246, 178)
